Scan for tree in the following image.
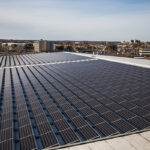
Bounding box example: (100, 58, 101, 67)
(0, 43, 3, 52)
(66, 46, 74, 51)
(3, 43, 9, 54)
(24, 43, 34, 52)
(105, 43, 117, 55)
(11, 44, 18, 52)
(57, 45, 65, 51)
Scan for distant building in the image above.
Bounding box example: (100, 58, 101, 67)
(1, 43, 25, 51)
(33, 41, 41, 52)
(129, 40, 134, 44)
(139, 48, 150, 57)
(33, 40, 58, 52)
(129, 40, 141, 44)
(134, 40, 141, 44)
(53, 44, 60, 51)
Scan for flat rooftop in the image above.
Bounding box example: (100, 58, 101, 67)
(0, 52, 150, 150)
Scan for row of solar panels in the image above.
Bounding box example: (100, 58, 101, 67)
(0, 60, 150, 150)
(0, 53, 90, 67)
(1, 63, 150, 148)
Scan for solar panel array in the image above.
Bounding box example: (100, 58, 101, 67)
(0, 53, 150, 150)
(0, 52, 91, 67)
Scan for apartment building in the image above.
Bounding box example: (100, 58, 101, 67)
(33, 40, 54, 52)
(139, 48, 150, 56)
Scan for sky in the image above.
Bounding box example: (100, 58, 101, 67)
(0, 0, 150, 41)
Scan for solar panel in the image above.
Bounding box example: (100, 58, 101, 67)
(128, 116, 150, 129)
(117, 109, 136, 119)
(32, 107, 45, 116)
(1, 112, 13, 121)
(47, 105, 59, 114)
(102, 111, 120, 122)
(106, 103, 123, 111)
(54, 119, 70, 131)
(112, 119, 135, 133)
(60, 103, 73, 111)
(78, 125, 99, 140)
(64, 109, 80, 119)
(0, 128, 13, 142)
(79, 107, 95, 116)
(97, 97, 112, 105)
(132, 100, 149, 107)
(120, 101, 136, 110)
(20, 135, 36, 150)
(0, 120, 13, 130)
(94, 105, 109, 114)
(34, 114, 48, 125)
(0, 139, 13, 150)
(95, 122, 118, 136)
(86, 114, 105, 125)
(40, 132, 58, 148)
(111, 96, 125, 103)
(18, 117, 31, 127)
(73, 102, 87, 109)
(1, 53, 150, 149)
(71, 116, 88, 128)
(130, 107, 149, 116)
(17, 110, 29, 118)
(19, 125, 33, 138)
(144, 104, 150, 111)
(50, 111, 64, 121)
(37, 122, 52, 135)
(59, 128, 79, 144)
(144, 114, 150, 122)
(86, 100, 100, 107)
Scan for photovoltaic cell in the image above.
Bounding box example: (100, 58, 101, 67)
(19, 125, 33, 138)
(47, 105, 59, 114)
(95, 122, 118, 136)
(120, 101, 136, 110)
(59, 128, 79, 144)
(102, 111, 120, 122)
(128, 116, 150, 129)
(78, 125, 99, 140)
(18, 117, 31, 127)
(0, 139, 13, 150)
(64, 109, 80, 119)
(50, 111, 64, 121)
(71, 116, 88, 128)
(34, 114, 48, 124)
(144, 114, 150, 122)
(17, 110, 29, 118)
(144, 105, 150, 111)
(86, 100, 100, 107)
(73, 102, 87, 109)
(94, 105, 109, 114)
(0, 120, 13, 130)
(112, 119, 135, 133)
(60, 103, 73, 111)
(106, 103, 123, 111)
(20, 136, 36, 150)
(86, 114, 104, 125)
(1, 112, 13, 121)
(79, 107, 95, 116)
(37, 122, 52, 135)
(40, 132, 58, 148)
(130, 107, 149, 116)
(0, 128, 13, 142)
(1, 53, 150, 149)
(54, 119, 70, 131)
